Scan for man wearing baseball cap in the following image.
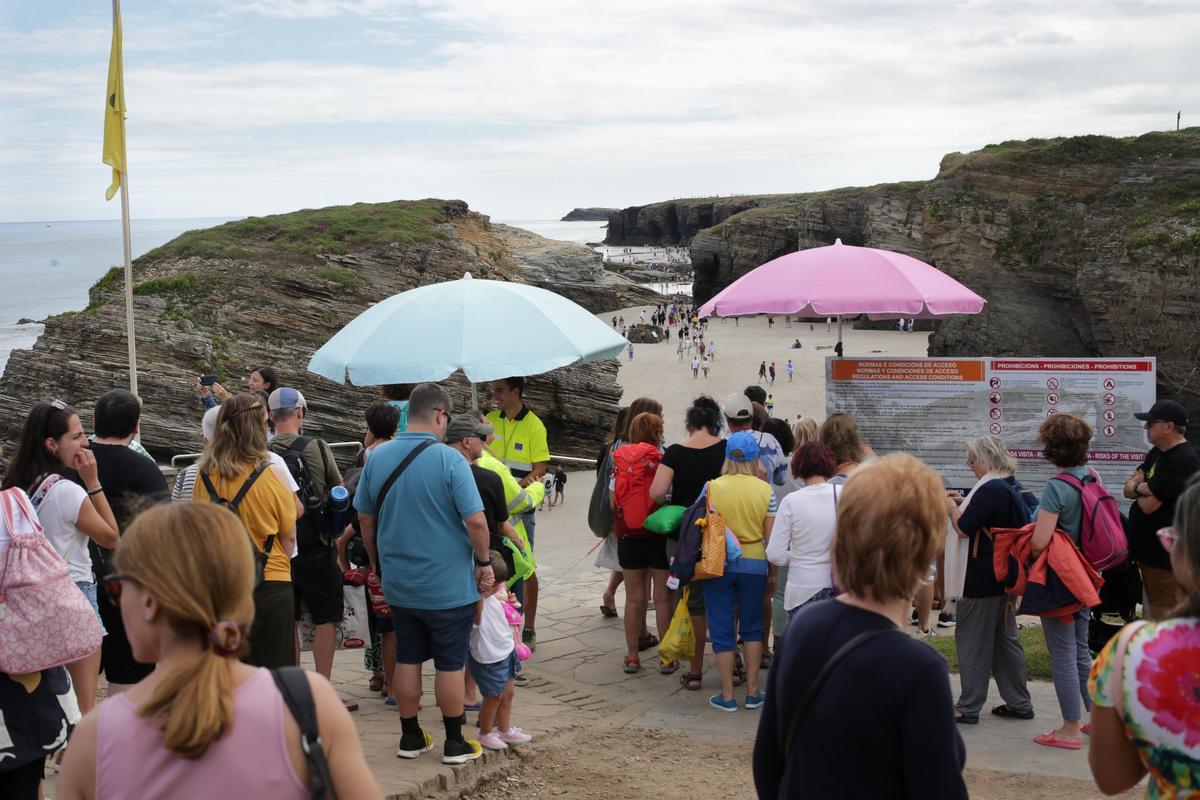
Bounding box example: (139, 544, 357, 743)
(724, 393, 786, 487)
(1125, 399, 1200, 618)
(268, 387, 347, 697)
(444, 415, 520, 577)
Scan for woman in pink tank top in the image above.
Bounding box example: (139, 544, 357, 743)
(56, 503, 381, 800)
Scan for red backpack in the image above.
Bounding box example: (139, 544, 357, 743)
(611, 443, 661, 530)
(1051, 468, 1128, 571)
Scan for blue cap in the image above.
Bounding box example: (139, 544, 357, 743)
(726, 431, 759, 462)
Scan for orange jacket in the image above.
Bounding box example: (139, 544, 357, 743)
(993, 524, 1103, 620)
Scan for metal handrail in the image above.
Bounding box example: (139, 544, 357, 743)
(169, 440, 365, 468)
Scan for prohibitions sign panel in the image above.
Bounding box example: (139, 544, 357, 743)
(826, 357, 1156, 503)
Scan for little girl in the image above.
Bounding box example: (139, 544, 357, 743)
(468, 552, 533, 750)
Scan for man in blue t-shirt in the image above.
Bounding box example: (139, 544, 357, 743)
(355, 382, 493, 765)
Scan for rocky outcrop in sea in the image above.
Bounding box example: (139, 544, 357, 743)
(0, 200, 661, 464)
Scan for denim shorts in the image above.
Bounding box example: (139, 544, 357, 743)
(76, 580, 108, 636)
(467, 651, 519, 698)
(390, 602, 475, 671)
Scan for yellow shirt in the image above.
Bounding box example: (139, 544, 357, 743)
(710, 473, 776, 559)
(193, 462, 297, 582)
(485, 406, 550, 479)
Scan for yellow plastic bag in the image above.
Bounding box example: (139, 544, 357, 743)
(658, 588, 695, 665)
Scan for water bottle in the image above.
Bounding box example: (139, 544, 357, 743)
(327, 485, 350, 535)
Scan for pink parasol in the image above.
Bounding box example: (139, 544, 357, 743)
(697, 239, 985, 354)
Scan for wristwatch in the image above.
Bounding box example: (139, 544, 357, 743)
(474, 556, 492, 567)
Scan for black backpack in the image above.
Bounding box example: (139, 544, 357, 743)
(199, 461, 273, 582)
(272, 436, 331, 555)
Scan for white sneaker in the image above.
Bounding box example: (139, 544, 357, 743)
(498, 727, 533, 744)
(478, 731, 508, 751)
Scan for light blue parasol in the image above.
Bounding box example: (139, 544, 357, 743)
(308, 272, 629, 390)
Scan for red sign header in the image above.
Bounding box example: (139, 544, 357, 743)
(991, 360, 1152, 372)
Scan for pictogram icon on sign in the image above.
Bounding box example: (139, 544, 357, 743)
(1103, 378, 1116, 391)
(1047, 409, 1060, 417)
(989, 422, 1002, 435)
(1103, 410, 1117, 422)
(989, 408, 1002, 420)
(1103, 425, 1116, 437)
(1103, 393, 1116, 406)
(990, 377, 1002, 389)
(1047, 378, 1060, 390)
(1046, 393, 1060, 405)
(989, 392, 1001, 404)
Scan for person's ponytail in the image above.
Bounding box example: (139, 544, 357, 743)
(138, 646, 235, 759)
(113, 503, 256, 759)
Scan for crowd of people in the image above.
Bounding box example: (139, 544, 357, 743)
(592, 387, 1199, 799)
(1, 357, 1197, 799)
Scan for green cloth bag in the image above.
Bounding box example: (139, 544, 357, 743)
(643, 504, 687, 535)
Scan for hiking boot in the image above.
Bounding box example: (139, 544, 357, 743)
(396, 729, 433, 759)
(442, 737, 483, 765)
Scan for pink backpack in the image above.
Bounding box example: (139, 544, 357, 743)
(0, 486, 104, 674)
(1051, 468, 1128, 572)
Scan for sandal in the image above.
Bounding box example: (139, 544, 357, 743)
(343, 699, 359, 713)
(1034, 730, 1082, 750)
(760, 649, 773, 670)
(680, 672, 702, 690)
(991, 704, 1035, 720)
(600, 604, 619, 618)
(659, 660, 680, 675)
(368, 675, 385, 694)
(637, 634, 659, 651)
(623, 656, 640, 674)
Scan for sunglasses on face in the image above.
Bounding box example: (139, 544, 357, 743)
(1157, 527, 1179, 552)
(101, 573, 134, 605)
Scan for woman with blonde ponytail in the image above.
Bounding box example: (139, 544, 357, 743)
(57, 503, 381, 800)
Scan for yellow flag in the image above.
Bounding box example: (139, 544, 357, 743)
(102, 10, 126, 201)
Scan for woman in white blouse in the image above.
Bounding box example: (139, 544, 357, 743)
(766, 442, 840, 619)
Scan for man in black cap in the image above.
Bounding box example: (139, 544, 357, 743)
(1124, 399, 1200, 619)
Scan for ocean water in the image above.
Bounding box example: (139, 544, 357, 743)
(0, 216, 608, 374)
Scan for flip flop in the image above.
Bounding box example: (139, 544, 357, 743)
(1034, 731, 1082, 750)
(1081, 723, 1091, 735)
(600, 605, 619, 618)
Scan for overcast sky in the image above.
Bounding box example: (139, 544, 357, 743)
(1, 0, 1196, 223)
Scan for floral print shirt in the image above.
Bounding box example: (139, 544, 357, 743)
(1088, 618, 1200, 798)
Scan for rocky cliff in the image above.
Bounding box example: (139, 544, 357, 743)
(561, 208, 616, 222)
(0, 200, 660, 463)
(685, 130, 1200, 429)
(604, 195, 801, 246)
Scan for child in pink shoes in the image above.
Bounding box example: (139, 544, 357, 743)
(468, 553, 534, 751)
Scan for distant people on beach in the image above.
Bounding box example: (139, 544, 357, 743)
(786, 359, 794, 381)
(792, 339, 802, 349)
(691, 357, 700, 378)
(701, 357, 710, 378)
(758, 361, 767, 383)
(769, 362, 776, 385)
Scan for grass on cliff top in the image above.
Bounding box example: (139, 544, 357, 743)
(950, 128, 1200, 171)
(140, 199, 452, 262)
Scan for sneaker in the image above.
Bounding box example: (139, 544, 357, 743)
(937, 612, 957, 628)
(513, 672, 530, 688)
(920, 627, 936, 638)
(745, 692, 766, 710)
(477, 731, 508, 751)
(442, 737, 484, 765)
(397, 729, 433, 759)
(498, 727, 533, 744)
(522, 629, 537, 652)
(909, 608, 919, 626)
(709, 694, 738, 712)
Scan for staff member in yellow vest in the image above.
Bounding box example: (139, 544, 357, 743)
(486, 376, 550, 655)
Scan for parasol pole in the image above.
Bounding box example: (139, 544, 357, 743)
(835, 315, 845, 358)
(470, 382, 478, 412)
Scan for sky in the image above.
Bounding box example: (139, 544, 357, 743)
(1, 0, 1197, 223)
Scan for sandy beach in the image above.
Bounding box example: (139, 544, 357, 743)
(604, 301, 931, 441)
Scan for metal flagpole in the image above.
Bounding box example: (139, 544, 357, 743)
(113, 0, 138, 396)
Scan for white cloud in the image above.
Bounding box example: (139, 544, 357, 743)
(2, 0, 1198, 222)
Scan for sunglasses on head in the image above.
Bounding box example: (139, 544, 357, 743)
(49, 399, 68, 411)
